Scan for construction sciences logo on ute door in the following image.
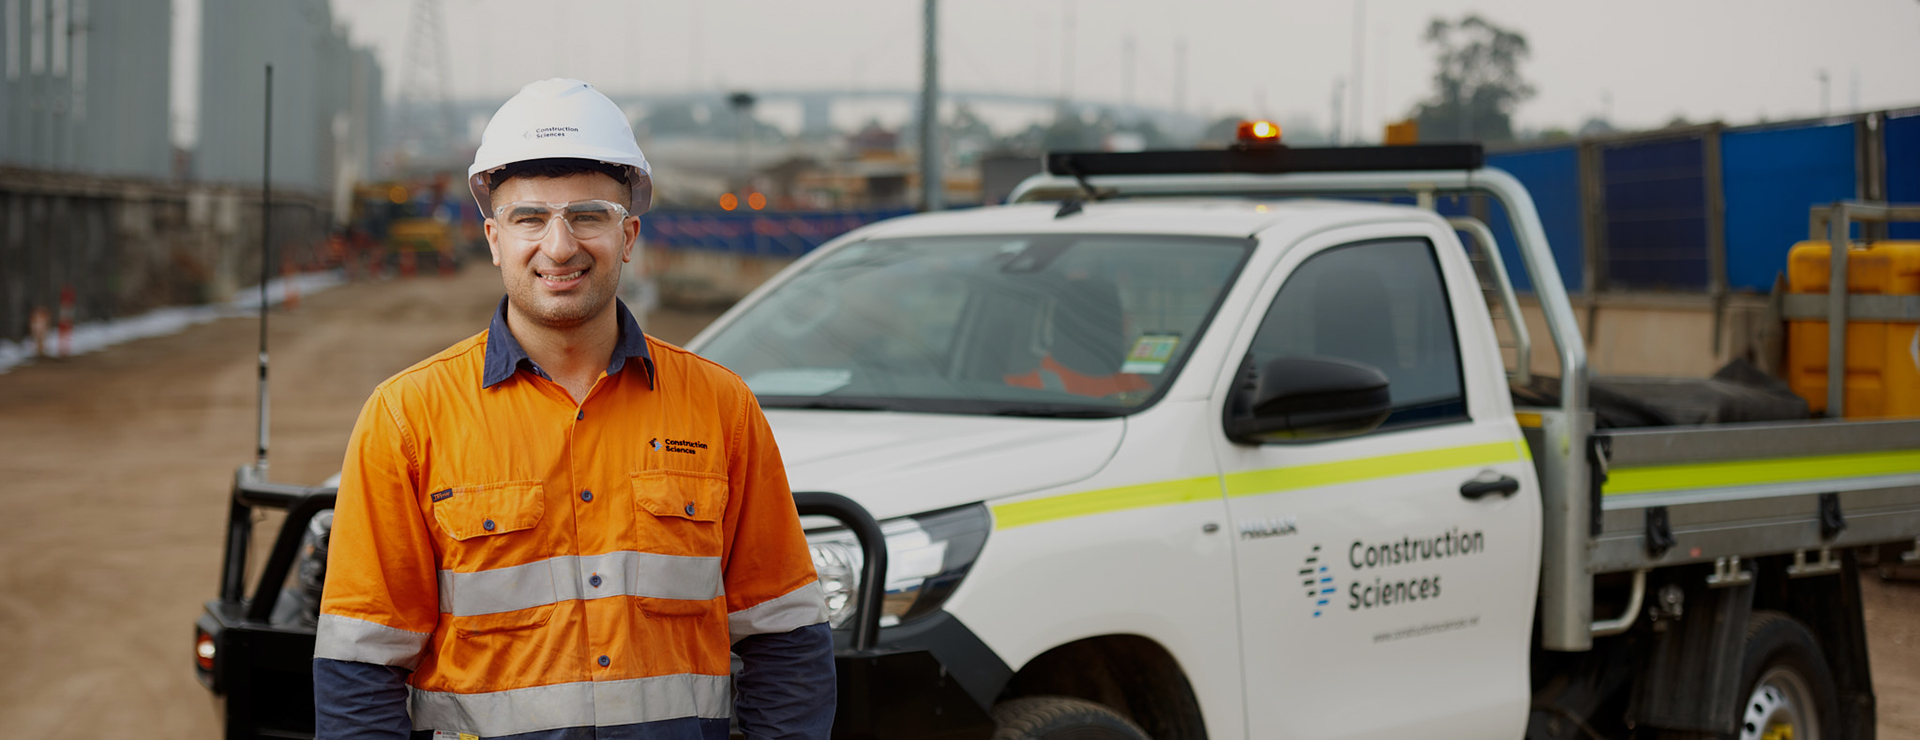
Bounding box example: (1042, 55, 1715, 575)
(1300, 527, 1486, 618)
(651, 437, 708, 456)
(1299, 545, 1335, 617)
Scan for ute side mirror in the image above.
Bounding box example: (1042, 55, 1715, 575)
(1223, 354, 1392, 444)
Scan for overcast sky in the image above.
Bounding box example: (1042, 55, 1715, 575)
(177, 0, 1920, 141)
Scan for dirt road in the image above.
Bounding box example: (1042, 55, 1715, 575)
(0, 266, 1913, 738)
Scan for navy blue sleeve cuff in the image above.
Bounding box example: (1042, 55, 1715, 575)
(314, 657, 412, 740)
(733, 622, 836, 740)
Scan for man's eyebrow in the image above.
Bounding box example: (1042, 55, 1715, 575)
(504, 204, 548, 217)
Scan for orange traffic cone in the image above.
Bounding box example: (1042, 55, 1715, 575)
(57, 285, 74, 357)
(283, 260, 300, 310)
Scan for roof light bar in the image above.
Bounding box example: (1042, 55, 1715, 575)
(1045, 143, 1484, 178)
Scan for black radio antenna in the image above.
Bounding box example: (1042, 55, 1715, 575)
(255, 64, 272, 477)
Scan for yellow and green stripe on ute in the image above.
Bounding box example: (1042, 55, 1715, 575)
(992, 441, 1527, 530)
(1603, 449, 1920, 497)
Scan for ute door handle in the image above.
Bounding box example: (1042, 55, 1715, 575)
(1460, 475, 1520, 500)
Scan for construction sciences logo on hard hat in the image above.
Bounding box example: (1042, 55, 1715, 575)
(1300, 527, 1487, 618)
(525, 126, 581, 140)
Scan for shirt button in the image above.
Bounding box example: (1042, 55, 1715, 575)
(597, 655, 610, 667)
(589, 574, 603, 588)
(684, 503, 696, 516)
(577, 409, 584, 420)
(580, 490, 593, 502)
(482, 519, 496, 531)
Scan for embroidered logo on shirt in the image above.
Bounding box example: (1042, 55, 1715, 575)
(656, 438, 708, 456)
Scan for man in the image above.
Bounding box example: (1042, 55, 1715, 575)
(313, 78, 834, 740)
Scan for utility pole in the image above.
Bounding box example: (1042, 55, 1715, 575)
(1816, 69, 1830, 117)
(919, 0, 943, 211)
(1174, 37, 1187, 115)
(1061, 0, 1075, 104)
(1350, 0, 1364, 144)
(1331, 78, 1344, 145)
(728, 91, 755, 195)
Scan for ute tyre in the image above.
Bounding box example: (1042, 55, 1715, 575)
(1735, 611, 1840, 740)
(991, 696, 1152, 740)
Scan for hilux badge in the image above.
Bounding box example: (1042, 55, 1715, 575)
(1238, 515, 1298, 540)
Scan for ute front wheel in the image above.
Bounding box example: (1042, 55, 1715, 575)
(1736, 611, 1839, 740)
(991, 696, 1151, 740)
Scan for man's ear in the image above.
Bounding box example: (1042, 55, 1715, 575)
(483, 219, 503, 267)
(621, 216, 640, 264)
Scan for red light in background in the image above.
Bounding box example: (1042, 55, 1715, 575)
(719, 193, 739, 211)
(195, 630, 216, 671)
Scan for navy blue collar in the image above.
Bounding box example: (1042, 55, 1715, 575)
(482, 296, 655, 390)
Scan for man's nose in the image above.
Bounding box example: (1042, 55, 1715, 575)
(537, 218, 581, 261)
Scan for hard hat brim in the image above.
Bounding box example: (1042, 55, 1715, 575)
(469, 162, 654, 219)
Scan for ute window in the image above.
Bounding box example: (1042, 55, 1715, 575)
(697, 234, 1251, 416)
(1246, 238, 1467, 430)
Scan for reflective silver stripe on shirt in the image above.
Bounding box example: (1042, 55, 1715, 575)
(409, 673, 732, 736)
(313, 613, 431, 669)
(728, 580, 830, 643)
(437, 551, 723, 617)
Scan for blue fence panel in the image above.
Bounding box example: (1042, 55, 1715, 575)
(1721, 123, 1856, 292)
(1600, 137, 1709, 290)
(1487, 146, 1584, 293)
(642, 208, 915, 256)
(1889, 113, 1920, 240)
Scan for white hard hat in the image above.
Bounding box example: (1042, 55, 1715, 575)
(468, 78, 654, 217)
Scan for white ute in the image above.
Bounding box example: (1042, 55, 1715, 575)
(684, 138, 1920, 740)
(194, 137, 1920, 740)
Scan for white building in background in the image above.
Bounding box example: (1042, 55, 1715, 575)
(0, 0, 381, 196)
(0, 0, 174, 180)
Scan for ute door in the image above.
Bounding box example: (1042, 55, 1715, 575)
(1213, 225, 1540, 740)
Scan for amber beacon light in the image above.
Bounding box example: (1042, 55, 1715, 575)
(1235, 120, 1283, 147)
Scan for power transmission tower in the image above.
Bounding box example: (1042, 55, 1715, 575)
(397, 0, 456, 165)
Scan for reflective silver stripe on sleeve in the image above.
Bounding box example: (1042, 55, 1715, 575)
(728, 580, 830, 643)
(437, 551, 723, 617)
(313, 613, 431, 669)
(408, 673, 732, 736)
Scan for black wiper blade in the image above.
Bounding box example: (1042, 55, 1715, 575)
(987, 406, 1126, 418)
(761, 397, 892, 411)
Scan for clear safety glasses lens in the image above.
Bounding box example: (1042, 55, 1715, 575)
(495, 200, 629, 241)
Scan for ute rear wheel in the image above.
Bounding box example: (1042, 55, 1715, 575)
(1736, 611, 1839, 740)
(991, 696, 1151, 740)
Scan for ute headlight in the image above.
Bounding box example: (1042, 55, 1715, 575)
(806, 503, 990, 628)
(273, 509, 334, 628)
(296, 509, 334, 601)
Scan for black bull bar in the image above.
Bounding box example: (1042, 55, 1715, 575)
(196, 473, 997, 739)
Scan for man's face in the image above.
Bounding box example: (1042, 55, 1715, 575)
(484, 172, 639, 332)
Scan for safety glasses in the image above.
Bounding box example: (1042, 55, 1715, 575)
(492, 199, 632, 242)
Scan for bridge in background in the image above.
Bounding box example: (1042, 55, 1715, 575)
(401, 87, 1204, 156)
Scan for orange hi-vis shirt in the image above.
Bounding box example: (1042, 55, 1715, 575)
(316, 299, 828, 737)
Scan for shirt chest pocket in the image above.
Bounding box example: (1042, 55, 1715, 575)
(432, 480, 546, 542)
(631, 470, 727, 557)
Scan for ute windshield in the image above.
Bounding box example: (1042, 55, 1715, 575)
(696, 233, 1251, 416)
